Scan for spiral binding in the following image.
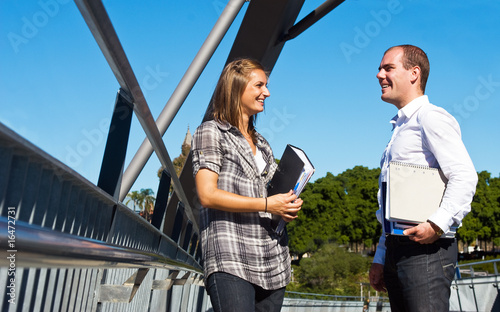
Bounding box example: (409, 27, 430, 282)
(389, 161, 440, 172)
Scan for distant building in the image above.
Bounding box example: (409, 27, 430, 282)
(181, 126, 192, 156)
(159, 126, 191, 179)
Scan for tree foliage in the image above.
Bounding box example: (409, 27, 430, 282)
(125, 190, 141, 212)
(125, 188, 156, 221)
(288, 243, 371, 296)
(287, 167, 500, 295)
(157, 130, 191, 194)
(289, 168, 500, 256)
(458, 171, 500, 249)
(287, 166, 380, 257)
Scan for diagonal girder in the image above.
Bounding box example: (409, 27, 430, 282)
(118, 0, 247, 203)
(225, 0, 306, 71)
(283, 0, 346, 41)
(74, 0, 196, 229)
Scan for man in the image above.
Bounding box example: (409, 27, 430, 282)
(369, 45, 477, 311)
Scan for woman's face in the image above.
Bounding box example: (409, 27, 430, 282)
(240, 69, 270, 117)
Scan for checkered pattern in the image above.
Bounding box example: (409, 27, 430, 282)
(192, 120, 291, 290)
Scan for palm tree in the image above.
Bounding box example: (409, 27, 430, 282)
(126, 188, 156, 221)
(139, 188, 155, 222)
(125, 190, 141, 212)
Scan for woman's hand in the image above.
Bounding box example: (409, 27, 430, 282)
(195, 169, 301, 216)
(196, 169, 303, 220)
(267, 190, 302, 222)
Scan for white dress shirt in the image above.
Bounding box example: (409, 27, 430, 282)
(373, 95, 478, 265)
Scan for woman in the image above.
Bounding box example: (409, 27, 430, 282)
(192, 58, 302, 312)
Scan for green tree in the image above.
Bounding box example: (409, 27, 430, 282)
(289, 243, 371, 296)
(158, 127, 191, 179)
(139, 188, 155, 221)
(287, 166, 500, 296)
(490, 174, 500, 248)
(336, 166, 380, 252)
(125, 190, 141, 212)
(459, 171, 500, 250)
(287, 172, 347, 257)
(288, 166, 380, 257)
(125, 188, 156, 221)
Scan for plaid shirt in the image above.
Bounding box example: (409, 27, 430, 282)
(192, 120, 291, 290)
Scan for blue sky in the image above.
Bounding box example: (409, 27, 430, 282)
(2, 0, 499, 196)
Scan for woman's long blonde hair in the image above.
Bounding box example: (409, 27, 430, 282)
(211, 58, 267, 143)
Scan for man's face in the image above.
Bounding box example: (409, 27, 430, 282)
(376, 47, 414, 108)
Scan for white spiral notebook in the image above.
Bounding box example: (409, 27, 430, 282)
(386, 161, 448, 224)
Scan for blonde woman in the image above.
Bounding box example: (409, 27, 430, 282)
(192, 59, 302, 312)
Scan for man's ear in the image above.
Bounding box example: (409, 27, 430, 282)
(410, 66, 421, 85)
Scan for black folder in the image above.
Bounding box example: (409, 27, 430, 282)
(267, 144, 306, 196)
(267, 144, 315, 233)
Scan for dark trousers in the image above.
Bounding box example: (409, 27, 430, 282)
(384, 235, 457, 312)
(206, 272, 286, 312)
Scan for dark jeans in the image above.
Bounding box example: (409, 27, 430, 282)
(384, 235, 457, 312)
(206, 272, 286, 312)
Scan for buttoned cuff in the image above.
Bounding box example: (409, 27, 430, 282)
(428, 207, 455, 234)
(373, 235, 387, 265)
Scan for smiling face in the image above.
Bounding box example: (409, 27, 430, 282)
(376, 47, 420, 109)
(240, 69, 270, 118)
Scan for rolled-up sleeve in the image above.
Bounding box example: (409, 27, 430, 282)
(192, 122, 223, 176)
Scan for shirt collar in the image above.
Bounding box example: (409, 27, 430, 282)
(214, 120, 232, 131)
(389, 95, 429, 129)
(215, 120, 267, 147)
(400, 95, 429, 119)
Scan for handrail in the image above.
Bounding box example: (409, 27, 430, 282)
(285, 291, 388, 302)
(457, 258, 500, 269)
(456, 258, 500, 277)
(0, 217, 201, 273)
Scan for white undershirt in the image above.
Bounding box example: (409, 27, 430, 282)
(254, 147, 266, 174)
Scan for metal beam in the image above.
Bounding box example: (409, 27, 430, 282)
(119, 0, 247, 201)
(282, 0, 346, 42)
(97, 90, 134, 199)
(74, 0, 196, 228)
(151, 169, 171, 230)
(225, 0, 306, 71)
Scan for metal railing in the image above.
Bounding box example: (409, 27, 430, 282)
(6, 0, 498, 311)
(457, 258, 500, 277)
(0, 121, 206, 311)
(0, 0, 249, 310)
(451, 258, 500, 311)
(1, 0, 350, 310)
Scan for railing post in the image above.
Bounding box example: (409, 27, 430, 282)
(170, 202, 185, 244)
(182, 221, 193, 252)
(97, 89, 134, 199)
(151, 170, 171, 230)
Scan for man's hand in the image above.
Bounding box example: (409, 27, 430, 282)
(369, 263, 386, 292)
(403, 221, 441, 244)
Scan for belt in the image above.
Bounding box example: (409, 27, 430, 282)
(385, 234, 455, 247)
